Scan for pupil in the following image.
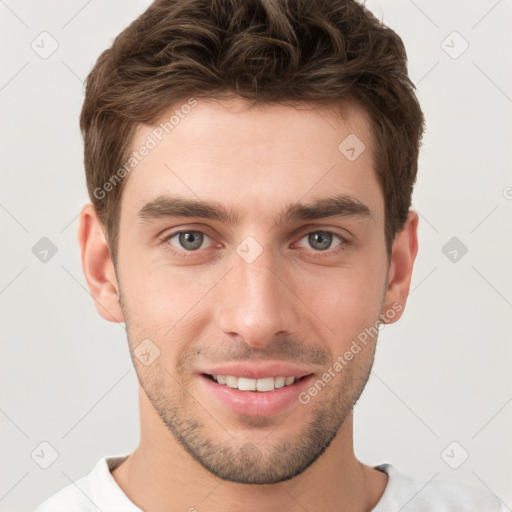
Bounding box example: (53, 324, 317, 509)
(309, 231, 331, 251)
(180, 231, 203, 250)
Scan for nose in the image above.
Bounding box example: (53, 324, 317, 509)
(215, 240, 300, 349)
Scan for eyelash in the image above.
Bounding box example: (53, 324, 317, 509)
(159, 229, 350, 260)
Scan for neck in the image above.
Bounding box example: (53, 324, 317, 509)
(111, 386, 387, 512)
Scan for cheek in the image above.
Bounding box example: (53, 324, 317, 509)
(304, 263, 386, 336)
(123, 253, 197, 309)
(121, 261, 217, 349)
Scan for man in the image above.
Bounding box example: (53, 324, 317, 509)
(35, 0, 505, 510)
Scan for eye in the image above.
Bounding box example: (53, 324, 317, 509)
(166, 230, 213, 251)
(296, 230, 344, 251)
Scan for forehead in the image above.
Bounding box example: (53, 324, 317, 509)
(120, 97, 381, 223)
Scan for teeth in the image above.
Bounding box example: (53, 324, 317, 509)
(211, 375, 298, 392)
(225, 375, 238, 389)
(256, 377, 274, 392)
(238, 377, 256, 391)
(274, 376, 286, 389)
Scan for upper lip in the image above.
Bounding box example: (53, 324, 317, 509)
(200, 362, 314, 380)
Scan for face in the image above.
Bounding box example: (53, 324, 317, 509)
(107, 97, 401, 484)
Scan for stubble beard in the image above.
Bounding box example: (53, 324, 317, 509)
(130, 336, 376, 485)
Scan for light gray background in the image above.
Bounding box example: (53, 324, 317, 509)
(1, 1, 511, 511)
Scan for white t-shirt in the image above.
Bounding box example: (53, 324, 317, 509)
(34, 454, 506, 511)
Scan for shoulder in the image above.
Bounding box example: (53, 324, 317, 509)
(34, 455, 134, 512)
(373, 463, 506, 512)
(34, 470, 95, 512)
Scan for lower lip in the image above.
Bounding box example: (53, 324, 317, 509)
(199, 374, 314, 417)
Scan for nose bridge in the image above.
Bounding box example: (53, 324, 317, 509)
(216, 238, 298, 346)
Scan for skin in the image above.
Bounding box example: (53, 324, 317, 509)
(78, 96, 418, 512)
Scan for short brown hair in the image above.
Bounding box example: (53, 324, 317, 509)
(80, 0, 424, 262)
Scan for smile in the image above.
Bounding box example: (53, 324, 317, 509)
(206, 374, 306, 392)
(200, 371, 315, 417)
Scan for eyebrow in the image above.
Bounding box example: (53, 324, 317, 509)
(137, 193, 372, 226)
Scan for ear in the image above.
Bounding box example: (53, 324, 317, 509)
(77, 203, 124, 323)
(380, 210, 419, 324)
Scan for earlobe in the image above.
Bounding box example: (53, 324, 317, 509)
(77, 203, 124, 323)
(380, 210, 419, 325)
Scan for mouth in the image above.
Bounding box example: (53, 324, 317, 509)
(202, 373, 310, 392)
(199, 371, 315, 417)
